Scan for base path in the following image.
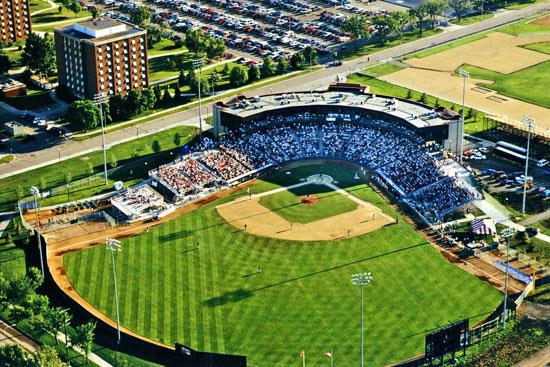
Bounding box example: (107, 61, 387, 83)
(216, 175, 395, 241)
(2, 0, 549, 179)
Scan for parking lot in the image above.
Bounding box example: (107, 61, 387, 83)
(92, 0, 405, 61)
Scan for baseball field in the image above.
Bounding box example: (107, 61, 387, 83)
(63, 161, 502, 367)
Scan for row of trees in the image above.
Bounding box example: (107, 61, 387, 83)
(0, 344, 66, 367)
(130, 6, 178, 49)
(342, 0, 490, 47)
(0, 269, 97, 364)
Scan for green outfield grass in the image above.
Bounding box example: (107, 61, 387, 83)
(64, 162, 501, 367)
(259, 184, 357, 224)
(523, 42, 550, 54)
(456, 61, 550, 108)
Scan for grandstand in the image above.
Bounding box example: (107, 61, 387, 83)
(144, 88, 476, 223)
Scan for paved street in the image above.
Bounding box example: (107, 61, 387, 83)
(1, 1, 549, 180)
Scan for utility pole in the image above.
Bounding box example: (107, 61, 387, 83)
(500, 227, 515, 329)
(521, 116, 535, 216)
(94, 93, 110, 185)
(192, 58, 204, 142)
(30, 186, 44, 276)
(106, 238, 122, 344)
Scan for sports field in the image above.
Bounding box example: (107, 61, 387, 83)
(63, 162, 502, 367)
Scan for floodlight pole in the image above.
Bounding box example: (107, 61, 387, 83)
(94, 93, 109, 186)
(193, 58, 204, 142)
(30, 186, 44, 276)
(106, 238, 122, 344)
(351, 272, 373, 367)
(458, 69, 469, 162)
(521, 116, 535, 216)
(500, 227, 515, 329)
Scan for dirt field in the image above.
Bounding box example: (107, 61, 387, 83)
(216, 182, 395, 241)
(382, 32, 550, 132)
(533, 14, 550, 26)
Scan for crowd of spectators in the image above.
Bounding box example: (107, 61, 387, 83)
(151, 116, 474, 219)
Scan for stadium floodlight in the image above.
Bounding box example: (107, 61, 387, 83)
(93, 92, 110, 186)
(106, 238, 122, 344)
(192, 58, 204, 142)
(351, 272, 373, 367)
(500, 227, 515, 329)
(458, 69, 469, 162)
(30, 186, 44, 276)
(521, 116, 535, 216)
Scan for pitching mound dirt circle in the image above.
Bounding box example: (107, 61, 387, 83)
(216, 179, 395, 241)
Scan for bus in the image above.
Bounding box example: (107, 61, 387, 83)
(493, 141, 527, 164)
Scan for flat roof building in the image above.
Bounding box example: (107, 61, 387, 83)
(0, 0, 32, 44)
(54, 17, 149, 99)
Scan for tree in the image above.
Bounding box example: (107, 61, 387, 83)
(277, 57, 288, 74)
(72, 322, 96, 364)
(303, 46, 318, 66)
(420, 92, 427, 103)
(222, 62, 230, 75)
(0, 54, 10, 74)
(188, 72, 208, 96)
(205, 37, 226, 60)
(248, 65, 261, 82)
(31, 346, 66, 367)
(110, 152, 118, 168)
(66, 0, 81, 18)
(39, 176, 46, 192)
(90, 7, 100, 20)
(229, 64, 248, 87)
(406, 89, 413, 99)
(409, 3, 429, 35)
(425, 0, 446, 28)
(173, 132, 182, 147)
(178, 69, 186, 86)
(87, 161, 94, 175)
(342, 15, 370, 51)
(173, 84, 182, 101)
(160, 87, 172, 106)
(289, 53, 304, 69)
(0, 344, 30, 367)
(142, 88, 157, 110)
(185, 28, 208, 56)
(261, 56, 277, 78)
(108, 94, 127, 121)
(129, 6, 152, 28)
(448, 0, 471, 21)
(390, 11, 411, 41)
(15, 185, 25, 200)
(126, 89, 144, 116)
(65, 171, 72, 199)
(152, 140, 161, 154)
(65, 100, 101, 132)
(21, 33, 56, 77)
(153, 85, 163, 105)
(146, 22, 171, 49)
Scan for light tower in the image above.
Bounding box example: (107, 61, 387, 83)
(351, 272, 374, 367)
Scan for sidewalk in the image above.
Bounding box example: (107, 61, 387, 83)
(512, 346, 550, 367)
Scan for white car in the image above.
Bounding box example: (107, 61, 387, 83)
(479, 147, 489, 153)
(536, 159, 549, 168)
(471, 154, 486, 160)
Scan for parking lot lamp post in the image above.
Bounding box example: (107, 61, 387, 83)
(458, 69, 469, 162)
(106, 238, 122, 344)
(500, 227, 515, 329)
(193, 58, 204, 142)
(351, 272, 373, 367)
(521, 116, 535, 216)
(94, 93, 110, 186)
(30, 186, 44, 276)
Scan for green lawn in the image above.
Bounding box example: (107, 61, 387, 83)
(361, 63, 404, 77)
(148, 38, 188, 57)
(449, 12, 494, 26)
(523, 42, 550, 54)
(32, 6, 91, 25)
(29, 0, 52, 13)
(0, 125, 196, 212)
(342, 28, 442, 60)
(0, 154, 15, 164)
(259, 184, 357, 224)
(148, 54, 195, 82)
(457, 62, 550, 109)
(64, 162, 501, 367)
(0, 218, 28, 277)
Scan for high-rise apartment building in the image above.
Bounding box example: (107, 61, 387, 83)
(0, 0, 32, 44)
(54, 17, 149, 99)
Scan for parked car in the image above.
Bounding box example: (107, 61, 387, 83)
(536, 159, 549, 168)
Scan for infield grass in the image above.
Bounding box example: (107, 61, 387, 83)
(259, 184, 357, 224)
(64, 162, 502, 367)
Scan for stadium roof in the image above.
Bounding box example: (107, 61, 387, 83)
(215, 85, 454, 129)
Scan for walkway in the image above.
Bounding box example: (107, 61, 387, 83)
(1, 1, 549, 179)
(30, 0, 57, 16)
(0, 320, 39, 353)
(512, 346, 550, 367)
(520, 209, 550, 226)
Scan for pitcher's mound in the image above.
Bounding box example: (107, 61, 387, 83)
(301, 196, 318, 205)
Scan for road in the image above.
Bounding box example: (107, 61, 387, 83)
(1, 1, 549, 180)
